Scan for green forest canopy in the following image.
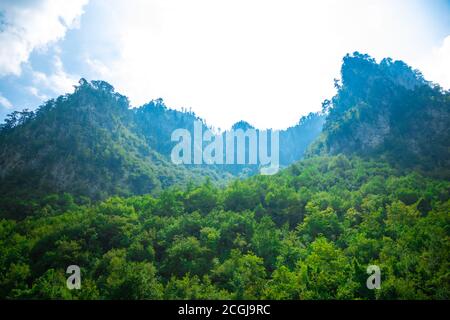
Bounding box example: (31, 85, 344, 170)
(0, 53, 449, 300)
(1, 156, 448, 299)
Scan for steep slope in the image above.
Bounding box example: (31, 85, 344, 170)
(0, 80, 218, 205)
(0, 78, 323, 212)
(136, 102, 324, 173)
(309, 52, 450, 176)
(134, 98, 208, 156)
(279, 112, 325, 166)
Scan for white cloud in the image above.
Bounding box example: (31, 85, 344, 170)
(0, 92, 12, 109)
(26, 86, 49, 101)
(0, 0, 448, 129)
(418, 35, 450, 89)
(85, 57, 112, 79)
(82, 0, 447, 129)
(28, 55, 78, 98)
(0, 0, 89, 76)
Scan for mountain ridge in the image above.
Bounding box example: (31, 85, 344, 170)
(308, 52, 450, 177)
(0, 78, 324, 209)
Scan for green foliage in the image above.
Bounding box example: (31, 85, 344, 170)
(162, 236, 211, 277)
(309, 52, 450, 178)
(0, 80, 325, 213)
(212, 249, 266, 299)
(0, 156, 448, 299)
(96, 249, 163, 299)
(0, 54, 448, 300)
(0, 80, 233, 215)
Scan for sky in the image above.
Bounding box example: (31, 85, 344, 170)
(0, 0, 449, 130)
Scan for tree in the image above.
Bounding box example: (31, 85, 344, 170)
(97, 249, 163, 299)
(163, 236, 211, 277)
(212, 250, 266, 299)
(295, 237, 358, 299)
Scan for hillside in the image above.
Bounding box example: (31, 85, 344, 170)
(0, 79, 323, 216)
(0, 156, 448, 299)
(0, 53, 448, 300)
(309, 52, 450, 177)
(0, 80, 231, 214)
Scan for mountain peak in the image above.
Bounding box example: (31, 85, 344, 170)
(69, 78, 130, 113)
(310, 53, 450, 175)
(341, 52, 428, 94)
(231, 120, 255, 131)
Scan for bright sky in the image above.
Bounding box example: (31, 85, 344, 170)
(0, 0, 449, 129)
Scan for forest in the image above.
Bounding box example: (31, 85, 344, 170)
(0, 53, 449, 300)
(0, 156, 449, 299)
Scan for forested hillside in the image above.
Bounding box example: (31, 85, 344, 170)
(309, 53, 450, 177)
(0, 53, 448, 300)
(0, 156, 448, 299)
(0, 79, 323, 212)
(0, 80, 225, 204)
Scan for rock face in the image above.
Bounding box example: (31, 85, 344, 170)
(309, 52, 450, 177)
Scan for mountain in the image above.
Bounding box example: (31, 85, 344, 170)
(309, 52, 450, 177)
(2, 52, 447, 210)
(279, 113, 325, 166)
(0, 80, 231, 212)
(0, 54, 449, 300)
(0, 79, 323, 214)
(134, 98, 209, 157)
